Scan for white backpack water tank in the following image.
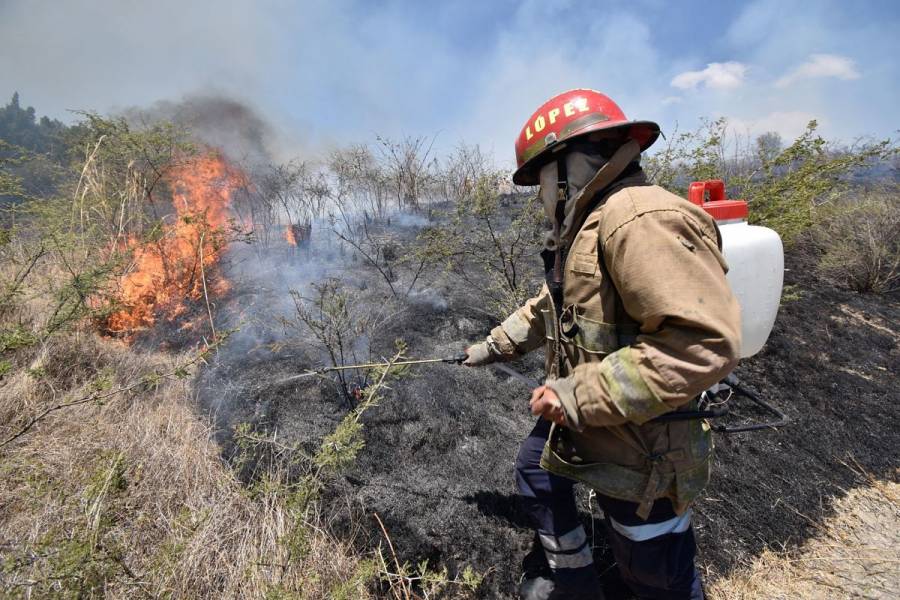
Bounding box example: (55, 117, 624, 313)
(688, 181, 784, 358)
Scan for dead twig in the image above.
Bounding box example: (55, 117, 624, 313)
(374, 512, 411, 600)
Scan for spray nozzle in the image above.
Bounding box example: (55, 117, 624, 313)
(446, 352, 469, 365)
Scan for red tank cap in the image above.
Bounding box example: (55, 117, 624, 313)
(688, 180, 749, 221)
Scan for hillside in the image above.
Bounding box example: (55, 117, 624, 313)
(1, 102, 897, 598)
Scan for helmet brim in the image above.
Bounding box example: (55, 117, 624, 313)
(512, 120, 661, 186)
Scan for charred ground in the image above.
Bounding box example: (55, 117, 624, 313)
(197, 211, 899, 598)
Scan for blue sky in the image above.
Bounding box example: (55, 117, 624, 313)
(1, 0, 897, 166)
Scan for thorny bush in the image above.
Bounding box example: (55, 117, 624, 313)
(418, 172, 544, 319)
(812, 190, 900, 294)
(283, 278, 396, 404)
(331, 208, 430, 299)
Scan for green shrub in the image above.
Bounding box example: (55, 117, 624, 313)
(645, 119, 896, 243)
(418, 172, 543, 319)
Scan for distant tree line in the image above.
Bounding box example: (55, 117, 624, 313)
(0, 92, 68, 158)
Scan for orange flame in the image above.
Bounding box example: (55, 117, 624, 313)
(105, 152, 245, 337)
(284, 224, 297, 246)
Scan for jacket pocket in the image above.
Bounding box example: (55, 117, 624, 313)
(571, 252, 598, 276)
(561, 309, 639, 356)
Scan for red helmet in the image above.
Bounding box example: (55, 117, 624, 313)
(512, 89, 660, 185)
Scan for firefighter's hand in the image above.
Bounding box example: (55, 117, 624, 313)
(463, 342, 495, 367)
(530, 385, 566, 426)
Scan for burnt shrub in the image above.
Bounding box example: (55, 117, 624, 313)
(813, 190, 900, 294)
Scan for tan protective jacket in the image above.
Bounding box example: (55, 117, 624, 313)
(489, 183, 741, 518)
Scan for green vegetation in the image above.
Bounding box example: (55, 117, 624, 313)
(0, 92, 67, 156)
(645, 117, 898, 293)
(646, 118, 896, 242)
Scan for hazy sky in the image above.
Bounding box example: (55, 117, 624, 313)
(2, 0, 897, 165)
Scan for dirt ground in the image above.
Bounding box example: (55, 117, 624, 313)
(198, 231, 899, 598)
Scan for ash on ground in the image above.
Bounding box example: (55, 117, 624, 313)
(196, 212, 900, 599)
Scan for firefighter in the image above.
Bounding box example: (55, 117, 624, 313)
(464, 89, 741, 599)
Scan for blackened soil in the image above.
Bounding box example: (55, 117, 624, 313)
(199, 243, 899, 599)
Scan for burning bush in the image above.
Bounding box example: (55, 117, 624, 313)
(104, 152, 247, 339)
(0, 112, 378, 599)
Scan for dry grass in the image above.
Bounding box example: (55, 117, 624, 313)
(707, 473, 900, 599)
(813, 191, 900, 294)
(0, 330, 371, 599)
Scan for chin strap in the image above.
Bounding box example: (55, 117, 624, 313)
(539, 157, 566, 253)
(538, 155, 571, 379)
(548, 155, 568, 320)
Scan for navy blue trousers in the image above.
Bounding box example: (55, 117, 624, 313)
(515, 418, 704, 599)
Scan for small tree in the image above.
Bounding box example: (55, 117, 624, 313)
(420, 172, 543, 318)
(328, 144, 390, 219)
(283, 279, 392, 405)
(645, 118, 896, 243)
(740, 122, 894, 241)
(376, 135, 437, 212)
(437, 143, 491, 206)
(331, 208, 429, 299)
